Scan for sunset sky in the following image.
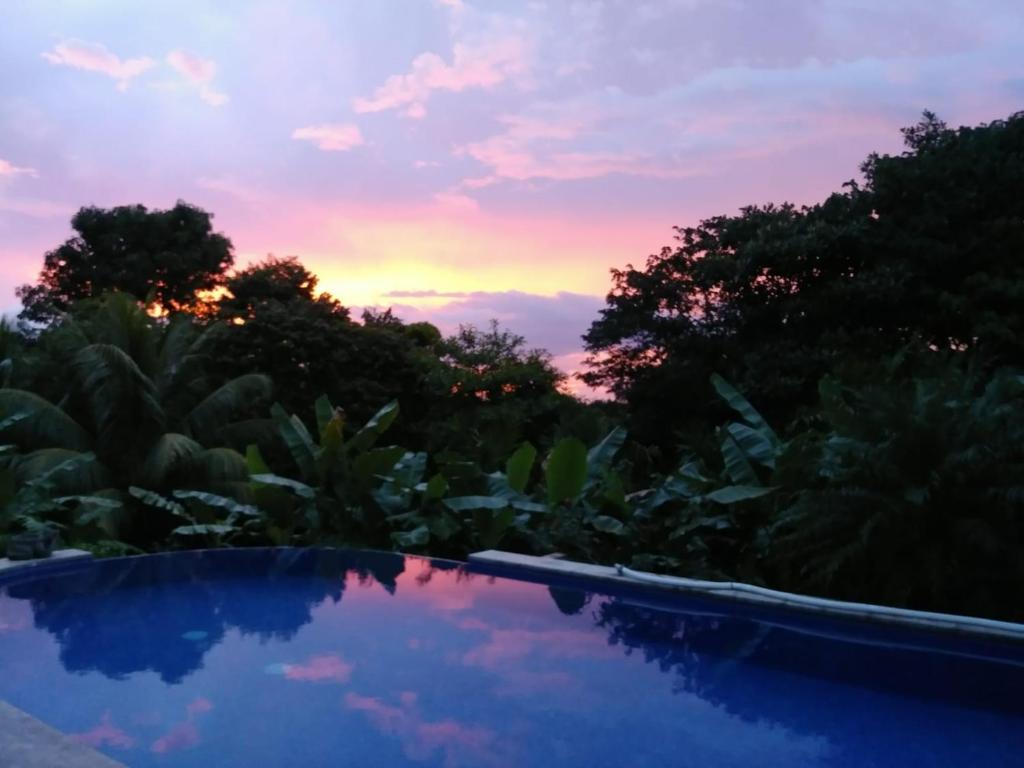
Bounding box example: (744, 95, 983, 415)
(1, 0, 1022, 381)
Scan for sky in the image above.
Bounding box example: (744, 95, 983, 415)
(1, 0, 1022, 388)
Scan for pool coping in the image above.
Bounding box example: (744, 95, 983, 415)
(468, 550, 1024, 643)
(0, 701, 127, 768)
(0, 548, 93, 575)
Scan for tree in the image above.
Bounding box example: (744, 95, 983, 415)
(17, 201, 233, 324)
(208, 259, 424, 431)
(583, 110, 1024, 447)
(218, 255, 346, 320)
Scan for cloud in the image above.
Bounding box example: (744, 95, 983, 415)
(282, 654, 354, 683)
(354, 36, 529, 118)
(166, 50, 228, 106)
(292, 123, 365, 151)
(70, 713, 135, 750)
(433, 191, 479, 211)
(0, 196, 73, 218)
(380, 289, 604, 357)
(0, 158, 37, 178)
(344, 692, 503, 767)
(42, 40, 154, 90)
(460, 109, 686, 183)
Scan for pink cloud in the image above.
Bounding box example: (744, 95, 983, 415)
(354, 37, 528, 118)
(186, 697, 214, 717)
(283, 654, 354, 683)
(344, 692, 504, 767)
(151, 721, 199, 754)
(42, 40, 154, 90)
(150, 696, 213, 754)
(0, 599, 32, 632)
(433, 191, 479, 211)
(166, 50, 228, 106)
(292, 123, 365, 151)
(70, 712, 135, 750)
(462, 627, 617, 668)
(0, 158, 37, 178)
(462, 111, 682, 182)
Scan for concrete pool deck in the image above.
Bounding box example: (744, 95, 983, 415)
(0, 701, 127, 768)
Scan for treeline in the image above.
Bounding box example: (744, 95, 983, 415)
(2, 110, 1023, 621)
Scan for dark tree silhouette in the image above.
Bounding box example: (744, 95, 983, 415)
(17, 201, 233, 324)
(583, 111, 1024, 447)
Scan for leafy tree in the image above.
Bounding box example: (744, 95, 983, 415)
(420, 321, 572, 464)
(17, 201, 233, 324)
(218, 255, 347, 321)
(208, 260, 425, 431)
(583, 110, 1024, 446)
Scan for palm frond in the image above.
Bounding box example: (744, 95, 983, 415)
(72, 344, 165, 463)
(140, 432, 203, 488)
(185, 374, 272, 442)
(0, 389, 93, 451)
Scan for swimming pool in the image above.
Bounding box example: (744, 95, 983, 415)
(0, 548, 1022, 767)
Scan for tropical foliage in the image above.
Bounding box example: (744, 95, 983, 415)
(3, 110, 1024, 623)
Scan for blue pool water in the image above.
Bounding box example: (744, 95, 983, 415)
(0, 549, 1022, 767)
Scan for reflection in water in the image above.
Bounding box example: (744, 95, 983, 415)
(71, 712, 136, 749)
(345, 691, 504, 768)
(3, 550, 413, 683)
(547, 585, 590, 616)
(1, 548, 1023, 768)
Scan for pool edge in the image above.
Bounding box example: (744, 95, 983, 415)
(0, 701, 127, 768)
(468, 550, 1024, 643)
(0, 548, 93, 577)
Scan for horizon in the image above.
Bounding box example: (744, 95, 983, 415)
(2, 0, 1023, 389)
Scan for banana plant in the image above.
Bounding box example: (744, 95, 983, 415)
(248, 396, 423, 546)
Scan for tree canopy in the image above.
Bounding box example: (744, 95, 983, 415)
(17, 201, 233, 324)
(582, 110, 1024, 446)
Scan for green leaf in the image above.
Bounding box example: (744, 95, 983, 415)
(725, 422, 777, 468)
(245, 444, 271, 474)
(352, 446, 405, 488)
(53, 494, 122, 510)
(711, 374, 780, 446)
(0, 389, 93, 451)
(423, 473, 448, 500)
(314, 395, 335, 440)
(473, 506, 515, 549)
(349, 401, 400, 453)
(391, 525, 430, 548)
(443, 495, 509, 511)
(590, 515, 627, 535)
(704, 485, 776, 505)
(129, 486, 186, 517)
(546, 437, 588, 504)
(586, 427, 627, 480)
(172, 523, 236, 537)
(509, 498, 547, 513)
(505, 442, 536, 493)
(271, 403, 318, 481)
(719, 430, 760, 486)
(391, 452, 427, 488)
(172, 490, 260, 517)
(251, 473, 316, 499)
(186, 374, 272, 443)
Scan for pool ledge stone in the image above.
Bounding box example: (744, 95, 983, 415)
(0, 548, 93, 575)
(468, 550, 1024, 643)
(0, 701, 127, 768)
